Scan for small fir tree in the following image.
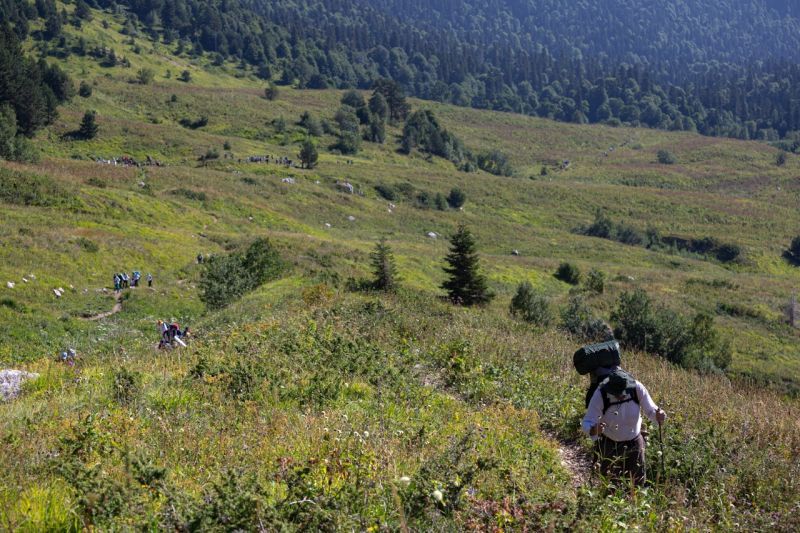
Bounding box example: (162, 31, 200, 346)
(370, 238, 399, 292)
(442, 225, 494, 306)
(79, 110, 98, 139)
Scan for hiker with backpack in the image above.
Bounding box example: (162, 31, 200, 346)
(575, 338, 666, 486)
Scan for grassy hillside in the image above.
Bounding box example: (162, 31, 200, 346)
(1, 5, 799, 530)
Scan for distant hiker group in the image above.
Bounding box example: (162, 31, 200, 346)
(574, 329, 667, 487)
(113, 271, 152, 290)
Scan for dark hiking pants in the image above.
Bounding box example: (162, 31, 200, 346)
(595, 434, 646, 486)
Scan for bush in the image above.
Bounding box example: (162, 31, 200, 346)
(476, 150, 513, 176)
(76, 237, 99, 253)
(179, 116, 208, 129)
(776, 151, 787, 166)
(78, 81, 92, 97)
(560, 295, 612, 341)
(657, 149, 676, 164)
(374, 183, 397, 201)
(446, 187, 466, 208)
(509, 282, 553, 326)
(0, 168, 76, 207)
(585, 268, 606, 294)
(112, 368, 140, 405)
(199, 238, 285, 310)
(784, 236, 800, 265)
(178, 69, 192, 82)
(611, 289, 729, 370)
(170, 188, 208, 202)
(554, 262, 582, 285)
(264, 82, 279, 100)
(136, 68, 154, 85)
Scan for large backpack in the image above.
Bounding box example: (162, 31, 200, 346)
(598, 369, 639, 414)
(573, 340, 621, 375)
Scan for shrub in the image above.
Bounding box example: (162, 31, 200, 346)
(585, 268, 606, 294)
(446, 187, 466, 208)
(170, 188, 207, 202)
(560, 295, 612, 341)
(776, 151, 787, 166)
(509, 282, 553, 326)
(784, 236, 800, 265)
(374, 183, 397, 201)
(136, 68, 154, 85)
(199, 239, 285, 310)
(611, 289, 729, 370)
(179, 116, 208, 129)
(78, 81, 92, 97)
(0, 168, 76, 207)
(112, 368, 140, 405)
(657, 149, 676, 164)
(264, 82, 279, 100)
(298, 138, 319, 169)
(76, 237, 99, 252)
(554, 262, 581, 285)
(476, 150, 513, 176)
(178, 69, 192, 82)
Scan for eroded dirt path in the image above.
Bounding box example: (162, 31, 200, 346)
(84, 291, 123, 321)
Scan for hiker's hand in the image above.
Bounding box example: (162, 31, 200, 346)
(589, 423, 606, 436)
(656, 409, 667, 425)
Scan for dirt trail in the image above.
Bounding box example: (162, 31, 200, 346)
(84, 291, 123, 321)
(547, 432, 593, 488)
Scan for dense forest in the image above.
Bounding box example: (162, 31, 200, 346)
(5, 0, 800, 141)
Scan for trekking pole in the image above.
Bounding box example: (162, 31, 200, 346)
(658, 418, 666, 483)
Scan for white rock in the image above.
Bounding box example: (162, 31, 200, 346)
(281, 177, 295, 184)
(398, 476, 411, 487)
(347, 215, 356, 222)
(0, 370, 39, 401)
(432, 490, 444, 502)
(6, 282, 14, 289)
(53, 289, 62, 297)
(324, 223, 332, 228)
(426, 232, 438, 239)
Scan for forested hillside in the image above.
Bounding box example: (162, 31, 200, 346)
(7, 0, 800, 142)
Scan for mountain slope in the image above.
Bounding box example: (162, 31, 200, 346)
(0, 5, 799, 530)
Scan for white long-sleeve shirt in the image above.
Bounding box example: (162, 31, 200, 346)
(581, 381, 661, 442)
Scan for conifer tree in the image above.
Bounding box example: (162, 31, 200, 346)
(370, 238, 399, 292)
(442, 225, 494, 305)
(78, 110, 98, 139)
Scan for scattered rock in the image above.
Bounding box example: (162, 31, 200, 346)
(426, 231, 438, 239)
(281, 177, 296, 184)
(324, 223, 332, 228)
(53, 288, 62, 297)
(347, 215, 356, 222)
(22, 277, 28, 283)
(0, 370, 39, 402)
(512, 249, 521, 256)
(6, 282, 14, 289)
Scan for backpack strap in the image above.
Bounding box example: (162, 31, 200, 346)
(601, 385, 640, 414)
